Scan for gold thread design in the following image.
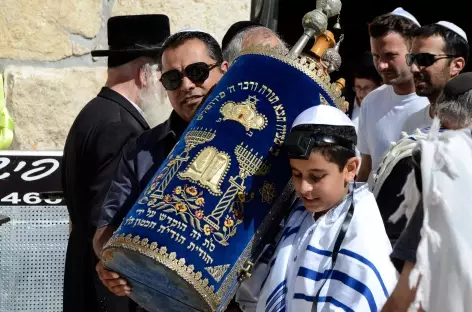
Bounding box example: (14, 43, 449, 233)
(205, 264, 231, 283)
(238, 45, 346, 110)
(259, 181, 277, 204)
(220, 95, 268, 131)
(103, 233, 217, 310)
(203, 144, 269, 234)
(102, 182, 294, 311)
(178, 146, 231, 196)
(138, 128, 216, 202)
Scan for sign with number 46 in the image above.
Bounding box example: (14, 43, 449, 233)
(0, 151, 63, 206)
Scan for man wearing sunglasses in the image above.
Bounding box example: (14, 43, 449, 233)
(93, 30, 229, 301)
(356, 8, 429, 184)
(402, 21, 469, 134)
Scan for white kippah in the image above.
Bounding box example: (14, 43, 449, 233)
(436, 21, 468, 42)
(390, 7, 421, 27)
(292, 105, 354, 129)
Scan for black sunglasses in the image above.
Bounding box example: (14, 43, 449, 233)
(160, 62, 218, 91)
(406, 53, 457, 67)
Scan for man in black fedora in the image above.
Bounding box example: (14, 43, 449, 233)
(61, 14, 170, 312)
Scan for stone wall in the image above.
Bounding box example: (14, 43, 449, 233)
(1, 0, 250, 150)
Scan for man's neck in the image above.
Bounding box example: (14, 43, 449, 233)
(105, 80, 140, 107)
(392, 80, 415, 95)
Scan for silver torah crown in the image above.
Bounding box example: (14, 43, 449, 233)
(316, 0, 342, 18)
(322, 34, 344, 73)
(288, 8, 328, 58)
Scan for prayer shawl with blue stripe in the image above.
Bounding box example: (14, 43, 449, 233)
(236, 183, 398, 312)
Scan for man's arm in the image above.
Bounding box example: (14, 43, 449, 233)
(381, 261, 420, 312)
(93, 141, 141, 296)
(357, 153, 372, 182)
(89, 122, 138, 227)
(356, 96, 372, 182)
(383, 200, 425, 311)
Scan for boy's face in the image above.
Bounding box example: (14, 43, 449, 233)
(290, 151, 358, 214)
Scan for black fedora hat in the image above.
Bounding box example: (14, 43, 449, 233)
(91, 14, 171, 57)
(221, 20, 262, 51)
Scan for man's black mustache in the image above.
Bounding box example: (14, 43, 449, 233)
(414, 73, 429, 82)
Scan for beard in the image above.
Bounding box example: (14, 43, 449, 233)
(138, 73, 169, 128)
(413, 72, 433, 96)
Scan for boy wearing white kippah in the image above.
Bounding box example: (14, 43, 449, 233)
(233, 105, 397, 312)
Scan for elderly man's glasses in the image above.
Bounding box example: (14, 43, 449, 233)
(406, 53, 457, 67)
(160, 62, 218, 91)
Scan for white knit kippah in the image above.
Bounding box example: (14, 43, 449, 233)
(390, 7, 421, 27)
(436, 21, 468, 42)
(292, 105, 354, 129)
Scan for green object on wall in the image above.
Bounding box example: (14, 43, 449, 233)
(0, 73, 14, 150)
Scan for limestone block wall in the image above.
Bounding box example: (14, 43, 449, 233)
(1, 0, 250, 150)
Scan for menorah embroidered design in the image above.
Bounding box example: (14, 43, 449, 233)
(203, 144, 270, 231)
(153, 128, 216, 199)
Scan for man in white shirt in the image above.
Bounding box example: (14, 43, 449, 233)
(402, 21, 469, 134)
(357, 8, 429, 183)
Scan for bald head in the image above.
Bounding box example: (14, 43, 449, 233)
(242, 27, 283, 49)
(223, 26, 287, 64)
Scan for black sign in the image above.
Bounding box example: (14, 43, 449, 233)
(0, 151, 63, 206)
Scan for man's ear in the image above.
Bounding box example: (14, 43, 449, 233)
(451, 57, 466, 77)
(220, 61, 229, 74)
(345, 156, 360, 182)
(138, 65, 147, 88)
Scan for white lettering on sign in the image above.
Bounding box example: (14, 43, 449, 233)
(0, 192, 63, 205)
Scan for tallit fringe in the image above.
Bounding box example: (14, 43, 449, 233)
(389, 169, 420, 224)
(409, 118, 446, 312)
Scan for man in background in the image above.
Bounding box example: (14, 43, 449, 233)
(61, 14, 170, 312)
(357, 8, 429, 183)
(348, 51, 382, 132)
(222, 20, 287, 64)
(402, 21, 468, 133)
(382, 72, 472, 312)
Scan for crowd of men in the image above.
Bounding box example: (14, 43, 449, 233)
(60, 7, 471, 312)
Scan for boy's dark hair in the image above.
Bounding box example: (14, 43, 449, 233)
(369, 14, 420, 46)
(158, 31, 223, 69)
(412, 23, 470, 65)
(292, 124, 357, 171)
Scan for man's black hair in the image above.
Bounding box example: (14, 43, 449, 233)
(292, 125, 357, 171)
(369, 13, 420, 46)
(158, 31, 223, 69)
(412, 23, 470, 65)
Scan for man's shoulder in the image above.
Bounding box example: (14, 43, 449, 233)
(122, 119, 172, 159)
(362, 84, 390, 104)
(359, 85, 390, 116)
(402, 106, 429, 131)
(406, 94, 430, 109)
(74, 94, 123, 126)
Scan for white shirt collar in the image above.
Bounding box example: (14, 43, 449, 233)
(122, 95, 145, 117)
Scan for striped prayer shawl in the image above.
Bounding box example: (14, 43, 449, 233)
(250, 183, 398, 312)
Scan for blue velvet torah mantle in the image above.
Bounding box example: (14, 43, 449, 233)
(102, 47, 338, 312)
